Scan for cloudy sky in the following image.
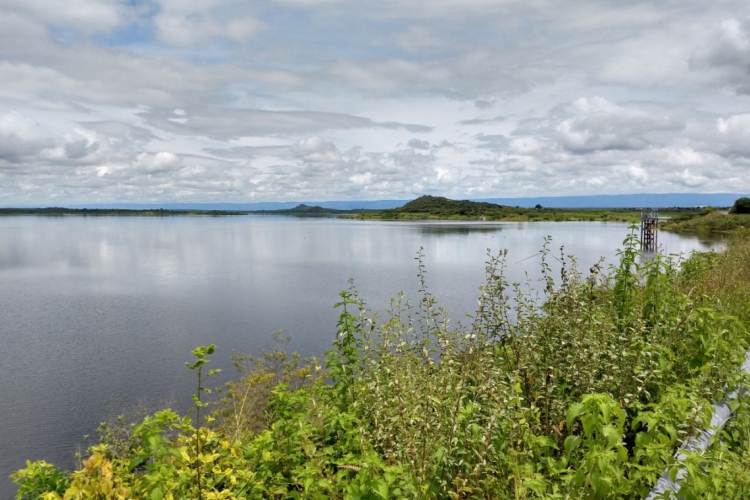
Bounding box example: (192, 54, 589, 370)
(1, 0, 750, 204)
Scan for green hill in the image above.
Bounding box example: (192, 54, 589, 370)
(376, 195, 511, 219)
(392, 195, 505, 216)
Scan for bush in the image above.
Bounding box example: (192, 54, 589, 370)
(730, 197, 750, 214)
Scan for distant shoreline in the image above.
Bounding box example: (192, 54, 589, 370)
(0, 208, 253, 216)
(0, 205, 702, 223)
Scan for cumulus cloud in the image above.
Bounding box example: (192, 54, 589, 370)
(133, 152, 182, 174)
(0, 112, 54, 163)
(691, 18, 750, 94)
(554, 97, 685, 153)
(714, 113, 750, 155)
(291, 136, 342, 163)
(149, 0, 263, 46)
(508, 137, 543, 155)
(155, 14, 262, 46)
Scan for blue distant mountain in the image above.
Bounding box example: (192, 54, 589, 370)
(474, 193, 748, 208)
(26, 193, 748, 210)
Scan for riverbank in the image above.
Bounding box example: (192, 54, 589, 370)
(0, 208, 252, 216)
(342, 195, 699, 223)
(12, 226, 750, 499)
(662, 210, 750, 235)
(0, 199, 705, 224)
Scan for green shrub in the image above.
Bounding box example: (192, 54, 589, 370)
(730, 197, 750, 214)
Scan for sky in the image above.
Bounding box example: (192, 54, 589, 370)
(1, 0, 750, 204)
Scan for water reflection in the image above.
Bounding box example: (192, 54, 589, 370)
(414, 223, 504, 235)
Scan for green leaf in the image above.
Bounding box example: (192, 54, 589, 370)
(729, 399, 740, 412)
(564, 435, 581, 456)
(566, 402, 585, 429)
(375, 479, 389, 499)
(601, 424, 621, 447)
(534, 436, 558, 450)
(129, 454, 148, 470)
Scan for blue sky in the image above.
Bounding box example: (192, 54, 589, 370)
(2, 0, 750, 204)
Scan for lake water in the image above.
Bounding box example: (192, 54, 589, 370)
(0, 216, 720, 498)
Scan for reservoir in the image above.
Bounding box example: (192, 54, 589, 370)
(0, 216, 719, 498)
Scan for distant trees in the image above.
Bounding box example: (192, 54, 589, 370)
(730, 197, 750, 214)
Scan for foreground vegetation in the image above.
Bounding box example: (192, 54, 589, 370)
(347, 196, 695, 223)
(14, 229, 750, 499)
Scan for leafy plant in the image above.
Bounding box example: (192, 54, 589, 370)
(186, 344, 220, 500)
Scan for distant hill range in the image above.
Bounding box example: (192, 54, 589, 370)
(478, 193, 748, 209)
(58, 193, 749, 210)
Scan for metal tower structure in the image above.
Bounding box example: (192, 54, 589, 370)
(640, 209, 659, 252)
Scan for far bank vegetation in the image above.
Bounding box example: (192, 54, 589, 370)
(347, 195, 656, 222)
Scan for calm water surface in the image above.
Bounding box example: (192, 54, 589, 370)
(0, 216, 720, 497)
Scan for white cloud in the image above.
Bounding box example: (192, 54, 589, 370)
(155, 14, 261, 46)
(150, 0, 262, 46)
(508, 137, 542, 155)
(690, 18, 750, 94)
(554, 97, 684, 153)
(133, 152, 182, 174)
(291, 136, 341, 163)
(3, 0, 750, 203)
(675, 169, 709, 187)
(0, 112, 54, 162)
(627, 164, 649, 184)
(3, 0, 132, 33)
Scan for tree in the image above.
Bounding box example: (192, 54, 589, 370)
(535, 204, 543, 209)
(730, 197, 750, 214)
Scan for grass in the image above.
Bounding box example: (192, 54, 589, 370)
(662, 210, 750, 235)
